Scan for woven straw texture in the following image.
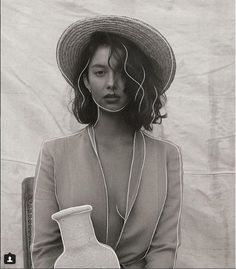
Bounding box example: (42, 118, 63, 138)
(56, 16, 176, 92)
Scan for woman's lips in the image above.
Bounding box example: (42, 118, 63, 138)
(104, 94, 120, 103)
(104, 94, 120, 99)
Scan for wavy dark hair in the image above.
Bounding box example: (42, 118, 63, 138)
(72, 31, 167, 131)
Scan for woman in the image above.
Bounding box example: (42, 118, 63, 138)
(31, 16, 183, 269)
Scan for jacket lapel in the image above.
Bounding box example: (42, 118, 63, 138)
(115, 131, 146, 249)
(125, 131, 145, 219)
(115, 133, 167, 266)
(86, 125, 109, 244)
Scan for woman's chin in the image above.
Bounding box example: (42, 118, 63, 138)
(99, 103, 127, 113)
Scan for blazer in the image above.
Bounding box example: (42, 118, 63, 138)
(31, 125, 183, 269)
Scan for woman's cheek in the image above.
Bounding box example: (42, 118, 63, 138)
(91, 77, 105, 89)
(90, 88, 103, 104)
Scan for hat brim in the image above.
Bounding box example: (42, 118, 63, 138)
(56, 16, 176, 93)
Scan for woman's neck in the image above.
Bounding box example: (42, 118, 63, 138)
(93, 108, 134, 143)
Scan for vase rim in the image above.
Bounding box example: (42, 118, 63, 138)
(51, 205, 92, 220)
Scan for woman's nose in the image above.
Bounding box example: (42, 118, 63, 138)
(106, 71, 116, 89)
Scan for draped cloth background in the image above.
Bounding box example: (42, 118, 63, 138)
(1, 0, 235, 268)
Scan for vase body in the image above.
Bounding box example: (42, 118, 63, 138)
(51, 205, 120, 268)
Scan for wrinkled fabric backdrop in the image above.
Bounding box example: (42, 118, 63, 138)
(1, 0, 235, 268)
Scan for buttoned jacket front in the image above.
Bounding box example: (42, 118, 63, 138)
(31, 125, 183, 269)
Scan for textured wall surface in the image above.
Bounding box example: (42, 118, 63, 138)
(1, 0, 235, 268)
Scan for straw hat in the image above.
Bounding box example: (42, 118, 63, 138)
(56, 16, 176, 93)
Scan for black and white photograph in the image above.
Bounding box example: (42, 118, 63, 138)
(1, 0, 235, 268)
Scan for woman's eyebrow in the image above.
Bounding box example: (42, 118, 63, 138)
(90, 64, 107, 68)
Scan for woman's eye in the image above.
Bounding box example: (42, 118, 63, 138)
(95, 70, 105, 76)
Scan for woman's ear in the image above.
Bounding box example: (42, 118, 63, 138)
(83, 74, 91, 92)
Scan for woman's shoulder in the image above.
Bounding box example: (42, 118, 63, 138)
(141, 131, 182, 156)
(42, 126, 88, 152)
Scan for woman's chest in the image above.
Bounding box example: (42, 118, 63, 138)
(97, 144, 133, 215)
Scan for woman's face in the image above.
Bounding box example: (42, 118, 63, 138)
(83, 45, 129, 112)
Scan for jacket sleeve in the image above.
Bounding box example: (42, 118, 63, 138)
(145, 143, 183, 268)
(31, 141, 63, 268)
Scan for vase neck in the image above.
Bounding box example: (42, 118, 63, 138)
(57, 211, 97, 249)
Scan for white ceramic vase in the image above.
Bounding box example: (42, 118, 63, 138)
(51, 205, 120, 268)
